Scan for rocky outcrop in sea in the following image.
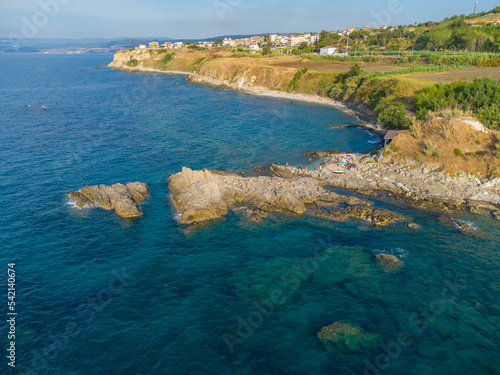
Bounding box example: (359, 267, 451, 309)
(69, 182, 149, 218)
(168, 167, 404, 226)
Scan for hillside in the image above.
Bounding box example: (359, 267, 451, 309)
(385, 115, 500, 178)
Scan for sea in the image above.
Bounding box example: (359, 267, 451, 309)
(0, 53, 499, 375)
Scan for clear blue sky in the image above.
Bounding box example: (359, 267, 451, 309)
(0, 0, 499, 39)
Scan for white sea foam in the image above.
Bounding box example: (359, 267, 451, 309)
(372, 247, 409, 260)
(457, 220, 477, 230)
(66, 199, 94, 210)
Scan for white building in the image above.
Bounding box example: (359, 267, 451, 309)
(287, 36, 300, 47)
(320, 46, 338, 56)
(223, 38, 236, 46)
(310, 34, 320, 44)
(138, 44, 147, 49)
(249, 43, 260, 50)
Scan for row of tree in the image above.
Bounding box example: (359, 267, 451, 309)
(315, 7, 500, 53)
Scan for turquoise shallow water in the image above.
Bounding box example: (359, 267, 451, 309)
(1, 54, 499, 375)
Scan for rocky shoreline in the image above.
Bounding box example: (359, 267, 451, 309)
(269, 154, 500, 216)
(167, 152, 500, 228)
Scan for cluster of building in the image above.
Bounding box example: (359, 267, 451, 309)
(134, 26, 386, 56)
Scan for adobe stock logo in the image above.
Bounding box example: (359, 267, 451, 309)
(365, 0, 404, 29)
(8, 0, 70, 49)
(213, 0, 243, 21)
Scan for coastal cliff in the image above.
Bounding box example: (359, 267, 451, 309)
(107, 49, 375, 126)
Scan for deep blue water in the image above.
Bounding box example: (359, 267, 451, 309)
(1, 54, 499, 375)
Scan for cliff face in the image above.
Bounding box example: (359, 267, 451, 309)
(108, 50, 152, 69)
(107, 49, 295, 91)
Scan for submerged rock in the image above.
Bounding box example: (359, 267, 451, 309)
(438, 216, 499, 240)
(317, 321, 380, 352)
(313, 206, 404, 226)
(375, 254, 404, 272)
(228, 257, 303, 306)
(356, 190, 381, 198)
(69, 182, 148, 218)
(312, 246, 372, 284)
(303, 149, 341, 158)
(247, 209, 269, 223)
(408, 223, 421, 230)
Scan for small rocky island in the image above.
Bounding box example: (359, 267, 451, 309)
(69, 182, 149, 218)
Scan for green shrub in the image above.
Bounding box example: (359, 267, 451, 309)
(475, 140, 481, 145)
(465, 152, 474, 156)
(156, 53, 175, 69)
(454, 148, 464, 156)
(393, 146, 401, 153)
(127, 59, 139, 67)
(378, 103, 412, 129)
(409, 121, 422, 139)
(424, 140, 437, 156)
(434, 149, 445, 158)
(288, 67, 308, 90)
(414, 78, 500, 129)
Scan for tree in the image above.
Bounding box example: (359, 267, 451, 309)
(347, 64, 361, 77)
(317, 40, 331, 47)
(427, 29, 452, 51)
(319, 30, 330, 42)
(214, 38, 224, 46)
(299, 42, 309, 50)
(262, 43, 272, 55)
(452, 28, 477, 50)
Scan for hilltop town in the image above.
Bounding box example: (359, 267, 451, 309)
(138, 27, 380, 57)
(136, 7, 500, 56)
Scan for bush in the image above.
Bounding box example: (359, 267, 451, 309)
(424, 140, 437, 156)
(288, 67, 309, 90)
(414, 78, 500, 129)
(156, 53, 175, 69)
(127, 59, 139, 67)
(440, 124, 453, 140)
(409, 121, 422, 139)
(393, 146, 401, 153)
(378, 103, 412, 129)
(454, 148, 464, 156)
(434, 149, 445, 158)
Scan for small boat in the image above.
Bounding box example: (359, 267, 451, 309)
(368, 140, 380, 145)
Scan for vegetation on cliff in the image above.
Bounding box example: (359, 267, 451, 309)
(413, 78, 500, 129)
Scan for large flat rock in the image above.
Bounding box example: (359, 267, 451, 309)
(168, 167, 401, 226)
